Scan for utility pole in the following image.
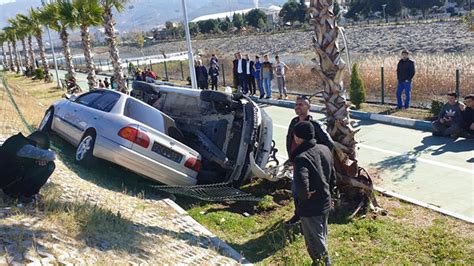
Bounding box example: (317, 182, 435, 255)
(41, 0, 61, 88)
(181, 0, 197, 89)
(382, 4, 388, 23)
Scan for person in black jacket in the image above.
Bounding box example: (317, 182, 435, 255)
(0, 131, 56, 204)
(209, 63, 219, 91)
(232, 52, 247, 93)
(195, 60, 208, 90)
(244, 54, 256, 95)
(286, 95, 335, 226)
(290, 121, 335, 266)
(396, 50, 415, 109)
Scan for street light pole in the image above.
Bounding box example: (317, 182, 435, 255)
(382, 4, 388, 23)
(41, 0, 61, 88)
(181, 0, 197, 89)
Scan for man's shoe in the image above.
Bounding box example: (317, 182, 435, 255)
(265, 96, 271, 99)
(285, 215, 300, 225)
(259, 95, 265, 99)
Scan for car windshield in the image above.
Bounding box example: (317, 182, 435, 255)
(123, 98, 164, 132)
(75, 91, 106, 106)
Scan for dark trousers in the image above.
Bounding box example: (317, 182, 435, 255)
(198, 80, 208, 90)
(247, 75, 256, 94)
(301, 213, 331, 266)
(237, 73, 247, 93)
(3, 161, 55, 197)
(211, 78, 218, 90)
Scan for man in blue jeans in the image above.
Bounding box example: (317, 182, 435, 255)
(396, 50, 415, 110)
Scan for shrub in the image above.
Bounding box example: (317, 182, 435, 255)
(431, 97, 444, 117)
(349, 64, 366, 109)
(34, 67, 45, 80)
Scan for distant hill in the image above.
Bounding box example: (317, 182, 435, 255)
(0, 0, 287, 31)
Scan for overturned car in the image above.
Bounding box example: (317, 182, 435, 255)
(130, 81, 276, 186)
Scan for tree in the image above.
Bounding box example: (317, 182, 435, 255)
(188, 22, 199, 36)
(38, 1, 77, 80)
(402, 0, 443, 16)
(218, 20, 233, 32)
(100, 0, 129, 93)
(0, 31, 8, 70)
(279, 0, 300, 23)
(386, 0, 402, 17)
(297, 0, 307, 22)
(29, 7, 50, 78)
(245, 8, 267, 28)
(349, 64, 366, 109)
(74, 0, 103, 90)
(16, 13, 37, 72)
(3, 27, 15, 71)
(133, 32, 145, 48)
(165, 21, 174, 30)
(13, 15, 33, 73)
(4, 23, 20, 73)
(232, 13, 245, 29)
(197, 19, 219, 34)
(333, 1, 340, 16)
(308, 0, 383, 215)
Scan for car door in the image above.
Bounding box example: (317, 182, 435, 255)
(62, 91, 106, 145)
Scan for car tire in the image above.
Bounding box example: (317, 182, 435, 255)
(75, 131, 96, 165)
(39, 108, 54, 132)
(200, 90, 232, 105)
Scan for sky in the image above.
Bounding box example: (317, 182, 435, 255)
(0, 0, 16, 5)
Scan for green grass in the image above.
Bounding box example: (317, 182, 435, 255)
(178, 180, 474, 264)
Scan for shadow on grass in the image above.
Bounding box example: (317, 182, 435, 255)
(48, 134, 168, 201)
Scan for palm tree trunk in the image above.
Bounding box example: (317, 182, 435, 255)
(28, 35, 36, 71)
(80, 25, 96, 90)
(35, 34, 49, 75)
(12, 40, 20, 73)
(1, 44, 7, 70)
(309, 0, 383, 214)
(103, 7, 126, 93)
(21, 38, 30, 71)
(59, 26, 75, 78)
(7, 41, 14, 71)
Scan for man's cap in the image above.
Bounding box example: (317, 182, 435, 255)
(464, 94, 474, 100)
(293, 121, 315, 141)
(401, 50, 409, 54)
(447, 92, 458, 97)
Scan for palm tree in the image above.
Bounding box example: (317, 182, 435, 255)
(16, 13, 37, 72)
(74, 0, 102, 90)
(12, 16, 32, 73)
(2, 28, 14, 71)
(30, 7, 50, 77)
(39, 1, 77, 79)
(0, 31, 8, 70)
(100, 0, 128, 92)
(4, 24, 20, 73)
(308, 0, 382, 214)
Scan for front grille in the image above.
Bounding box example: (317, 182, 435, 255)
(151, 142, 183, 163)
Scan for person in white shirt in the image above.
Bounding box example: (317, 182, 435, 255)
(274, 55, 289, 100)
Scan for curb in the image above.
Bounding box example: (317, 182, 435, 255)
(163, 199, 252, 265)
(251, 96, 433, 132)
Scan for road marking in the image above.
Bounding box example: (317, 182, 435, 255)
(273, 123, 474, 174)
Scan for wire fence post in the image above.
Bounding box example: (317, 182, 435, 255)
(455, 69, 460, 97)
(381, 66, 385, 104)
(164, 60, 168, 81)
(180, 61, 184, 80)
(136, 59, 139, 69)
(150, 60, 153, 71)
(221, 63, 226, 86)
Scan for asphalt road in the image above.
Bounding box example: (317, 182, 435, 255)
(262, 105, 474, 221)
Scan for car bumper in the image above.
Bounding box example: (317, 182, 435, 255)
(94, 135, 198, 186)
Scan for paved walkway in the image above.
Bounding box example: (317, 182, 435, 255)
(0, 78, 247, 265)
(263, 105, 474, 221)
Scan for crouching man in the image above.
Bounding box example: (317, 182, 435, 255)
(290, 121, 336, 266)
(0, 131, 56, 204)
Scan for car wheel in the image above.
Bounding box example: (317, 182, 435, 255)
(200, 90, 232, 105)
(39, 108, 54, 132)
(75, 132, 96, 165)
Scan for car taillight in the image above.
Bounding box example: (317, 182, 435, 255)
(118, 127, 150, 148)
(185, 157, 201, 172)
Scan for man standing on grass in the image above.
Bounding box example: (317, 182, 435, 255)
(396, 50, 415, 110)
(290, 121, 335, 266)
(286, 96, 334, 226)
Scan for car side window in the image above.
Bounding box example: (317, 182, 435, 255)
(124, 98, 164, 132)
(75, 91, 105, 106)
(90, 92, 121, 112)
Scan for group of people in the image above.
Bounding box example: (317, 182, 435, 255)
(432, 92, 474, 139)
(194, 54, 220, 90)
(233, 52, 289, 99)
(97, 75, 129, 91)
(134, 68, 158, 83)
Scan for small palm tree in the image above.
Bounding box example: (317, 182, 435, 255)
(16, 13, 37, 72)
(30, 7, 50, 77)
(74, 0, 102, 90)
(0, 31, 8, 70)
(13, 15, 32, 73)
(4, 24, 20, 73)
(39, 1, 77, 79)
(100, 0, 128, 92)
(2, 28, 14, 71)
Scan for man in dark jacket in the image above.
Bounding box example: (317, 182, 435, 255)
(396, 50, 415, 109)
(460, 94, 474, 138)
(291, 121, 335, 266)
(244, 54, 256, 95)
(0, 131, 56, 203)
(195, 60, 208, 90)
(286, 95, 335, 225)
(232, 52, 247, 93)
(209, 63, 219, 91)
